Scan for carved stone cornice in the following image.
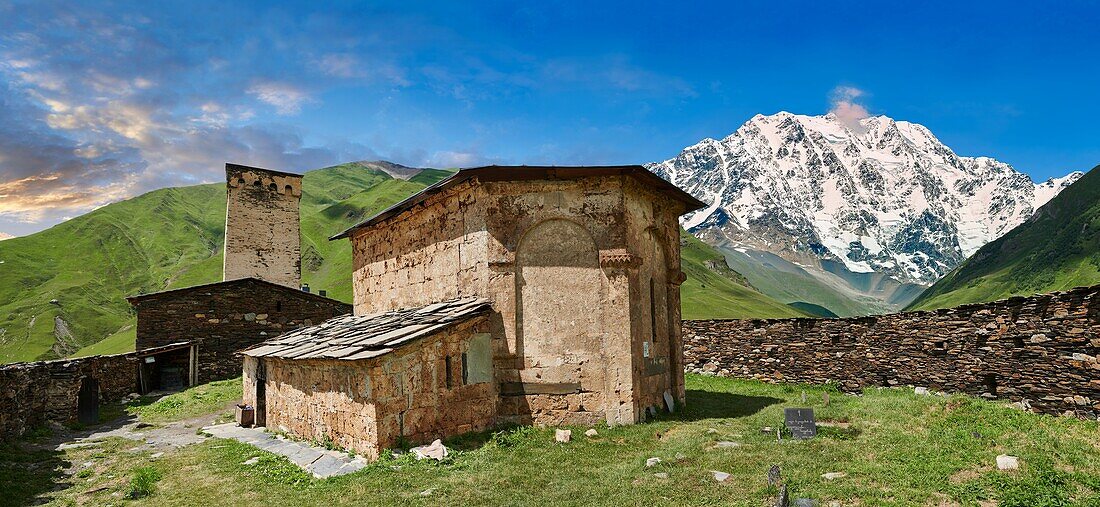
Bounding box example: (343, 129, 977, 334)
(599, 249, 642, 269)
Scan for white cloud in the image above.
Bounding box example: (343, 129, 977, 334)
(0, 232, 14, 241)
(829, 85, 871, 131)
(247, 82, 314, 115)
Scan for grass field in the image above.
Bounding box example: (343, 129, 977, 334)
(5, 374, 1100, 506)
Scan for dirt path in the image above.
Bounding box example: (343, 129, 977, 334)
(42, 400, 239, 454)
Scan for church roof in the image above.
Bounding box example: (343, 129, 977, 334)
(330, 165, 707, 240)
(240, 297, 490, 361)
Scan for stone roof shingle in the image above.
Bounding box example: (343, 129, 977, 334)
(241, 297, 491, 361)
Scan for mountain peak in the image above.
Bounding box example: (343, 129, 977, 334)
(648, 112, 1082, 312)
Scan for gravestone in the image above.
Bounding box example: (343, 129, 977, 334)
(784, 408, 817, 440)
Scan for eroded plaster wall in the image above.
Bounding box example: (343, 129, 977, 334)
(347, 174, 688, 426)
(350, 181, 487, 315)
(623, 179, 687, 414)
(246, 318, 494, 459)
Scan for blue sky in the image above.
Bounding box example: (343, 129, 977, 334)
(1, 1, 1098, 236)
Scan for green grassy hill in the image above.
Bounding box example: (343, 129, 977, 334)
(679, 231, 807, 320)
(907, 164, 1100, 311)
(0, 163, 793, 362)
(0, 162, 452, 363)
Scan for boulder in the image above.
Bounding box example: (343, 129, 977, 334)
(554, 429, 572, 443)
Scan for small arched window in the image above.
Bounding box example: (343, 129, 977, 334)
(284, 185, 294, 196)
(268, 183, 278, 191)
(236, 178, 245, 187)
(252, 179, 261, 187)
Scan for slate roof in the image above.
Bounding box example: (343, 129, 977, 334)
(126, 277, 351, 310)
(241, 297, 491, 361)
(330, 165, 707, 239)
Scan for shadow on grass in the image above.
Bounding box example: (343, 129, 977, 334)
(441, 391, 783, 452)
(0, 438, 70, 505)
(679, 389, 783, 421)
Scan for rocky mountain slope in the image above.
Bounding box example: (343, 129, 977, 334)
(907, 164, 1100, 310)
(649, 112, 1082, 315)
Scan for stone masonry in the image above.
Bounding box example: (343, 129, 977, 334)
(130, 278, 350, 383)
(0, 352, 137, 439)
(223, 163, 303, 288)
(244, 317, 495, 460)
(340, 167, 703, 426)
(683, 284, 1100, 418)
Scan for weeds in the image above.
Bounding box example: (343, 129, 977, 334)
(127, 466, 162, 499)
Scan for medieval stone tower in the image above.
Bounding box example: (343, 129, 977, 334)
(223, 163, 303, 288)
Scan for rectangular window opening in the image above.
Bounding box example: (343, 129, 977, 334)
(461, 352, 469, 386)
(983, 373, 998, 396)
(649, 278, 657, 344)
(445, 356, 453, 389)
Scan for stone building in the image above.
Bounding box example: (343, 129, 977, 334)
(223, 163, 303, 288)
(130, 163, 349, 392)
(242, 165, 704, 458)
(129, 278, 350, 392)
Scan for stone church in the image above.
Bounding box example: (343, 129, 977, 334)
(242, 165, 704, 459)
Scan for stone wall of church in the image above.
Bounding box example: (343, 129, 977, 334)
(246, 317, 495, 460)
(347, 174, 691, 426)
(682, 285, 1100, 418)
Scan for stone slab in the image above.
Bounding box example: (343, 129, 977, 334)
(203, 423, 365, 478)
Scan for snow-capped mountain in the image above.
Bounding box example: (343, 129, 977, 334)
(649, 112, 1082, 310)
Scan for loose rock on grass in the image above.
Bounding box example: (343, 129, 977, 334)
(996, 454, 1020, 471)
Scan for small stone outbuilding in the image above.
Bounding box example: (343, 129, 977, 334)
(242, 165, 704, 457)
(242, 297, 492, 459)
(130, 278, 351, 392)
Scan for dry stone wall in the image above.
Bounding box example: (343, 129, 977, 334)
(0, 352, 137, 439)
(683, 285, 1100, 418)
(133, 279, 350, 383)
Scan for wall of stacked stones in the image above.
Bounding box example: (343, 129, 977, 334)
(0, 352, 137, 439)
(683, 285, 1100, 418)
(223, 166, 303, 289)
(134, 280, 351, 383)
